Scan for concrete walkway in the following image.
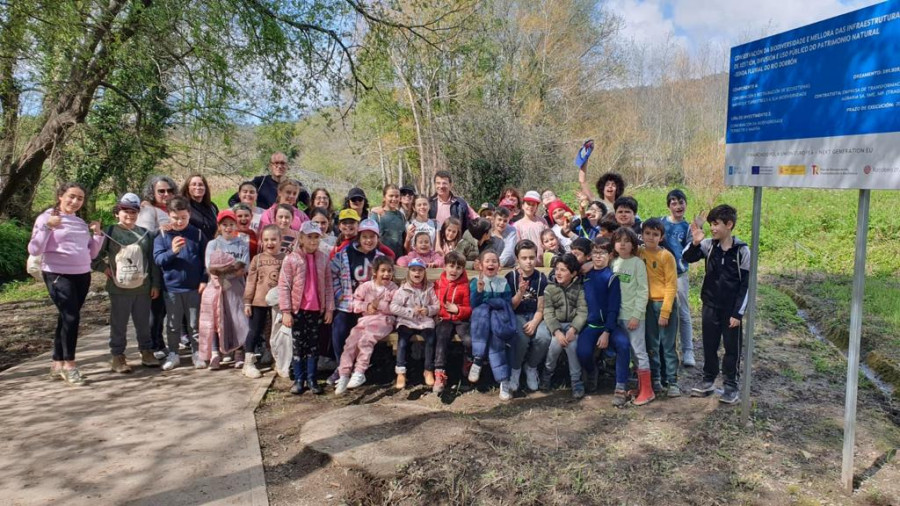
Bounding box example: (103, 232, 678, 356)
(0, 325, 272, 506)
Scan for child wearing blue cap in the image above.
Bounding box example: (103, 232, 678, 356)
(390, 258, 439, 389)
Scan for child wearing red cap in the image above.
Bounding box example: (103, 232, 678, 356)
(513, 191, 549, 265)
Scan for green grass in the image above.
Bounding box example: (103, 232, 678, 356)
(0, 279, 47, 304)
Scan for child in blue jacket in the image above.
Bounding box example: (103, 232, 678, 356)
(467, 249, 516, 400)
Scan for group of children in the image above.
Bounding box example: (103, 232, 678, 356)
(97, 177, 750, 406)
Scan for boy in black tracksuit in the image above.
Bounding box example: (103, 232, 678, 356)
(682, 205, 750, 404)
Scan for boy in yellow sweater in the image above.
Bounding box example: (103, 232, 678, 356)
(639, 218, 680, 397)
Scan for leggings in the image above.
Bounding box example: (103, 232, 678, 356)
(396, 326, 437, 371)
(44, 272, 91, 361)
(244, 306, 269, 354)
(292, 310, 322, 360)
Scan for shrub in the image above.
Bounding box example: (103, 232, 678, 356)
(0, 221, 31, 281)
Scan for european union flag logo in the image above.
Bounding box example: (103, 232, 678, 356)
(751, 166, 760, 175)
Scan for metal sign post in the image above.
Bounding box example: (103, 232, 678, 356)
(841, 189, 871, 492)
(740, 186, 763, 424)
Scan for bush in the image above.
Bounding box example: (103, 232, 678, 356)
(0, 221, 31, 281)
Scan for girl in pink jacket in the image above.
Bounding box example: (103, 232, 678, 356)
(389, 258, 439, 389)
(279, 221, 335, 395)
(334, 256, 399, 394)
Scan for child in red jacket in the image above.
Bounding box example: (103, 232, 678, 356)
(432, 251, 472, 394)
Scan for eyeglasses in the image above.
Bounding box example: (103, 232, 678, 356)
(591, 250, 609, 256)
(157, 188, 174, 194)
(271, 161, 287, 166)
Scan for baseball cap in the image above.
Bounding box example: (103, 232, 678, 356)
(338, 209, 361, 222)
(407, 258, 427, 269)
(358, 218, 380, 236)
(498, 197, 518, 209)
(217, 209, 237, 223)
(399, 185, 416, 196)
(116, 192, 141, 211)
(575, 139, 594, 169)
(347, 187, 366, 200)
(300, 220, 322, 236)
(523, 191, 541, 204)
(478, 202, 495, 213)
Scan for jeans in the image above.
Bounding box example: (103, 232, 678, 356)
(331, 310, 359, 361)
(646, 300, 679, 385)
(702, 305, 742, 388)
(434, 320, 469, 370)
(676, 273, 694, 353)
(163, 290, 199, 354)
(44, 272, 91, 361)
(544, 323, 582, 388)
(620, 318, 649, 370)
(396, 326, 437, 371)
(109, 293, 153, 355)
(149, 293, 167, 352)
(509, 313, 552, 370)
(244, 306, 269, 355)
(577, 324, 631, 385)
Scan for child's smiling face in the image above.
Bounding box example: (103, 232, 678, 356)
(414, 234, 432, 255)
(408, 266, 426, 285)
(481, 253, 499, 276)
(444, 224, 460, 242)
(374, 263, 394, 284)
(275, 209, 292, 229)
(219, 218, 238, 239)
(262, 229, 280, 254)
(615, 206, 635, 227)
(542, 233, 559, 252)
(235, 210, 252, 230)
(444, 262, 464, 281)
(642, 227, 663, 249)
(668, 198, 686, 221)
(555, 263, 574, 285)
(591, 248, 610, 269)
(358, 231, 378, 253)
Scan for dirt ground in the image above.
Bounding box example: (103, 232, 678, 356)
(0, 273, 109, 371)
(255, 287, 900, 506)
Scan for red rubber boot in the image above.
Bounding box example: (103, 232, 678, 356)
(633, 369, 656, 406)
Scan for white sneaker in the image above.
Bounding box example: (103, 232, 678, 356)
(682, 349, 696, 367)
(153, 350, 167, 360)
(468, 363, 482, 383)
(508, 368, 521, 392)
(334, 376, 350, 395)
(192, 352, 206, 369)
(162, 352, 180, 371)
(499, 380, 512, 401)
(242, 355, 262, 379)
(347, 372, 366, 389)
(221, 354, 234, 364)
(524, 366, 540, 391)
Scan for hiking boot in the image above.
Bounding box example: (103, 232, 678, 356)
(242, 354, 262, 379)
(140, 350, 160, 368)
(110, 354, 132, 373)
(209, 353, 221, 371)
(348, 372, 366, 389)
(682, 349, 696, 367)
(334, 376, 350, 395)
(290, 381, 305, 395)
(433, 370, 448, 395)
(467, 362, 482, 384)
(395, 372, 407, 390)
(572, 383, 586, 399)
(719, 386, 740, 405)
(162, 352, 180, 371)
(508, 368, 521, 392)
(153, 350, 167, 360)
(424, 370, 435, 387)
(612, 389, 629, 407)
(63, 368, 87, 386)
(667, 384, 683, 398)
(524, 366, 540, 392)
(691, 380, 716, 397)
(499, 380, 512, 401)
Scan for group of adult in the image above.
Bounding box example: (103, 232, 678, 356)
(27, 148, 630, 384)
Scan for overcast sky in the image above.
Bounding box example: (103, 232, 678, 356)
(606, 0, 883, 52)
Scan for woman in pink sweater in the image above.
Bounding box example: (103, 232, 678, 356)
(27, 182, 104, 386)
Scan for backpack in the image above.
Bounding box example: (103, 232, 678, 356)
(105, 226, 148, 289)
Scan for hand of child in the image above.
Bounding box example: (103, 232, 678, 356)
(406, 224, 416, 236)
(476, 276, 485, 293)
(627, 318, 639, 331)
(689, 221, 705, 245)
(46, 214, 62, 229)
(518, 278, 529, 294)
(172, 236, 185, 254)
(555, 330, 568, 347)
(659, 316, 669, 327)
(282, 313, 293, 328)
(415, 307, 427, 317)
(89, 221, 102, 235)
(150, 288, 160, 300)
(445, 302, 458, 314)
(523, 319, 537, 336)
(324, 310, 333, 324)
(244, 305, 252, 317)
(366, 302, 378, 315)
(729, 317, 741, 328)
(198, 282, 206, 295)
(565, 326, 577, 344)
(597, 331, 609, 349)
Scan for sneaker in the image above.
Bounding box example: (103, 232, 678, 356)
(334, 376, 350, 395)
(395, 373, 407, 390)
(467, 362, 482, 384)
(153, 350, 167, 360)
(423, 370, 435, 387)
(290, 381, 305, 395)
(209, 353, 221, 371)
(572, 383, 586, 399)
(221, 354, 234, 365)
(691, 380, 716, 397)
(326, 370, 339, 386)
(347, 372, 366, 389)
(508, 368, 521, 392)
(499, 380, 512, 401)
(63, 368, 87, 386)
(719, 387, 740, 404)
(539, 372, 552, 392)
(652, 381, 664, 395)
(162, 352, 180, 371)
(433, 370, 448, 395)
(192, 352, 207, 369)
(110, 354, 132, 373)
(612, 389, 629, 407)
(242, 355, 263, 379)
(234, 350, 245, 369)
(667, 384, 682, 398)
(524, 366, 539, 392)
(48, 365, 62, 381)
(178, 334, 190, 351)
(141, 350, 160, 368)
(682, 349, 696, 368)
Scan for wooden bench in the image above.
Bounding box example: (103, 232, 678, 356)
(383, 267, 552, 354)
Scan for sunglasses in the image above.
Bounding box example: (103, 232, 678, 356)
(157, 188, 174, 194)
(349, 197, 365, 203)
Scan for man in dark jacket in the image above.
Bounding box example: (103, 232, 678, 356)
(228, 152, 310, 209)
(429, 170, 474, 232)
